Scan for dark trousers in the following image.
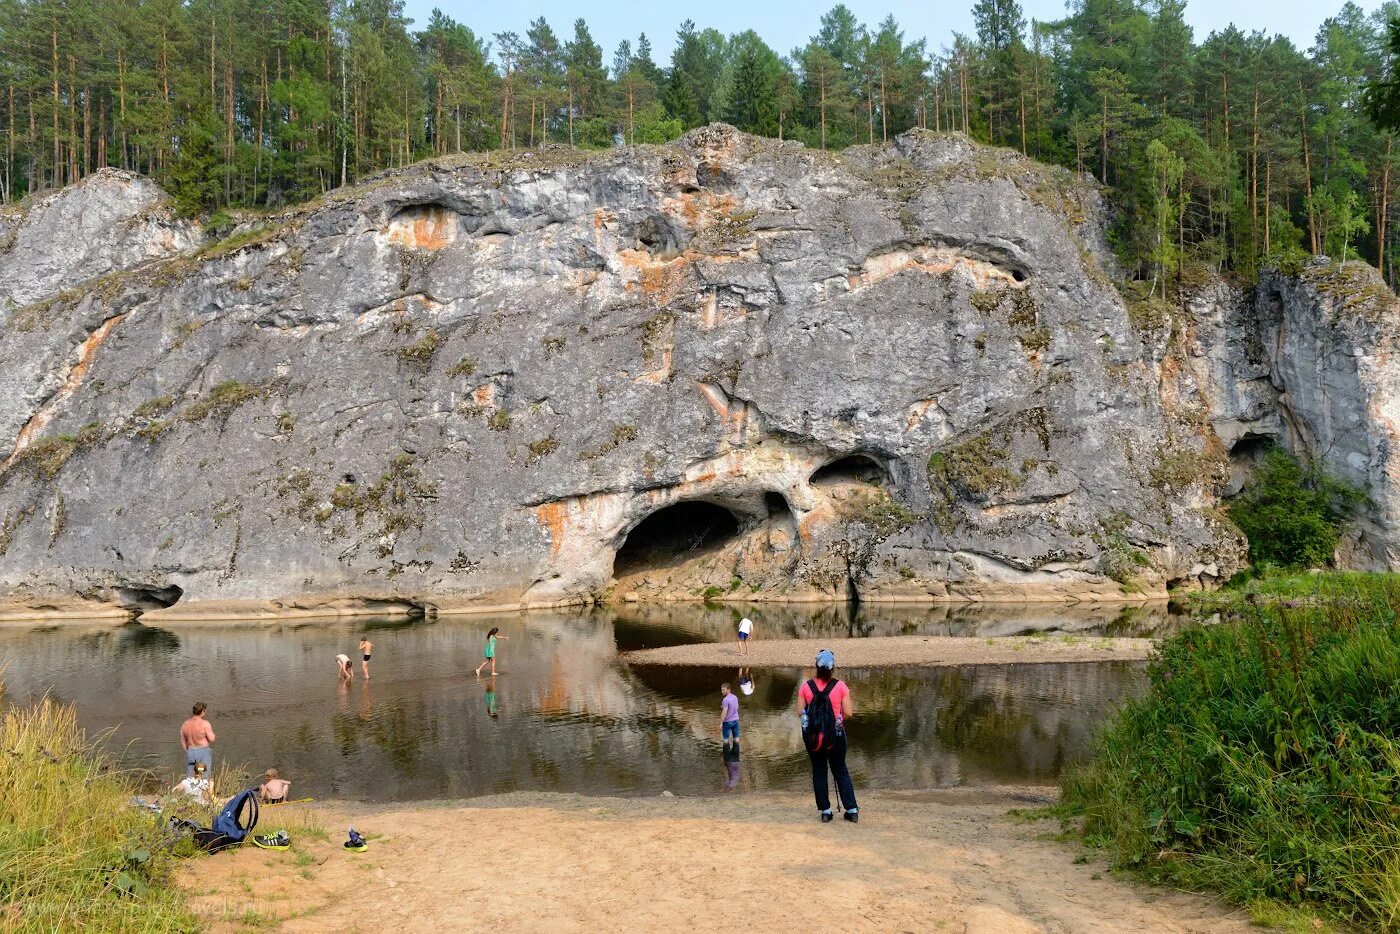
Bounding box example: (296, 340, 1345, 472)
(807, 731, 857, 812)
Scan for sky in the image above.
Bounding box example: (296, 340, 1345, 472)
(399, 0, 1391, 66)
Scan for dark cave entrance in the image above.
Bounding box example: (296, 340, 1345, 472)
(1225, 433, 1279, 496)
(810, 454, 886, 487)
(613, 501, 742, 577)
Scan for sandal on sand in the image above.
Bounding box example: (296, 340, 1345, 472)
(343, 828, 368, 852)
(252, 830, 291, 850)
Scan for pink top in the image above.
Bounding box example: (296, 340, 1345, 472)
(798, 678, 850, 726)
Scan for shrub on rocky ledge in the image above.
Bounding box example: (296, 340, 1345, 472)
(1227, 447, 1364, 569)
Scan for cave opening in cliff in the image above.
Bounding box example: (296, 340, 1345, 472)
(810, 454, 886, 488)
(1225, 433, 1279, 496)
(613, 501, 742, 577)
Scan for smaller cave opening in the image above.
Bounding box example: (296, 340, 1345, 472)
(1011, 268, 1028, 283)
(635, 216, 678, 253)
(114, 584, 184, 615)
(1225, 434, 1279, 496)
(614, 501, 741, 577)
(1229, 434, 1276, 460)
(810, 454, 887, 488)
(764, 491, 790, 517)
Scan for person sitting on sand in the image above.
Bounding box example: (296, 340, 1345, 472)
(799, 648, 858, 823)
(475, 627, 507, 677)
(737, 617, 754, 655)
(359, 637, 373, 679)
(336, 653, 353, 679)
(259, 768, 292, 804)
(720, 682, 740, 746)
(172, 761, 212, 804)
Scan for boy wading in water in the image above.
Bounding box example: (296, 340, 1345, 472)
(359, 637, 374, 679)
(799, 649, 858, 823)
(720, 683, 740, 747)
(475, 627, 507, 677)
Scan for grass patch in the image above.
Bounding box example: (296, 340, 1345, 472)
(446, 356, 476, 378)
(0, 698, 196, 929)
(396, 330, 441, 367)
(525, 436, 559, 464)
(134, 395, 175, 418)
(1063, 584, 1400, 927)
(8, 422, 103, 479)
(183, 380, 261, 422)
(1183, 569, 1400, 613)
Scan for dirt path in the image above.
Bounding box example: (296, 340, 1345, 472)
(622, 634, 1156, 669)
(180, 789, 1252, 933)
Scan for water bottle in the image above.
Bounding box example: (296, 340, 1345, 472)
(800, 711, 808, 731)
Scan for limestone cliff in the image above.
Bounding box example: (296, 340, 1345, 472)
(0, 126, 1383, 620)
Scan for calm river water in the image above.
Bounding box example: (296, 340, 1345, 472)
(0, 602, 1175, 801)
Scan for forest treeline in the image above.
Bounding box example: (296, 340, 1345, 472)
(1, 0, 1397, 288)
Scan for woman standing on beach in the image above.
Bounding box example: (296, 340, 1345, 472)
(798, 648, 858, 823)
(475, 627, 507, 677)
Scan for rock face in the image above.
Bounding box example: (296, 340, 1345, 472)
(1184, 261, 1400, 569)
(0, 168, 198, 310)
(0, 126, 1387, 620)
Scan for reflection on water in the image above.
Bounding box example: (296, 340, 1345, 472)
(0, 603, 1151, 801)
(610, 600, 1187, 647)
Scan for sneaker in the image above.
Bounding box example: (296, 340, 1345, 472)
(820, 810, 834, 823)
(343, 827, 368, 852)
(252, 830, 291, 851)
(843, 810, 859, 823)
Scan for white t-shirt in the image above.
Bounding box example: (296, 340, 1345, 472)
(739, 677, 754, 695)
(177, 777, 210, 800)
(738, 618, 753, 636)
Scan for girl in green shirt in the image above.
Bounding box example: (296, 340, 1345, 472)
(474, 627, 507, 677)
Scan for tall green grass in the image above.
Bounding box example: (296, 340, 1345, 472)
(0, 698, 196, 931)
(1066, 581, 1400, 926)
(1183, 569, 1400, 612)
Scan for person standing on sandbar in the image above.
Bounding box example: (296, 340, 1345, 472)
(180, 702, 216, 777)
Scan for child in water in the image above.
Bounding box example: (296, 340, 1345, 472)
(475, 627, 508, 677)
(359, 637, 373, 679)
(258, 768, 292, 804)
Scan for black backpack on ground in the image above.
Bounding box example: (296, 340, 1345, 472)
(802, 679, 841, 753)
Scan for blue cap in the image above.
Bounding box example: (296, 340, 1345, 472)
(815, 649, 835, 669)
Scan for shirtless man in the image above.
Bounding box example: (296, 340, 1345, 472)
(180, 702, 216, 777)
(359, 637, 373, 679)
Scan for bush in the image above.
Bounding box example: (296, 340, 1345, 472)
(1228, 447, 1364, 568)
(0, 698, 195, 929)
(1064, 582, 1400, 926)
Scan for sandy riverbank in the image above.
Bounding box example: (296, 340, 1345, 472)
(178, 789, 1250, 932)
(622, 634, 1156, 668)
